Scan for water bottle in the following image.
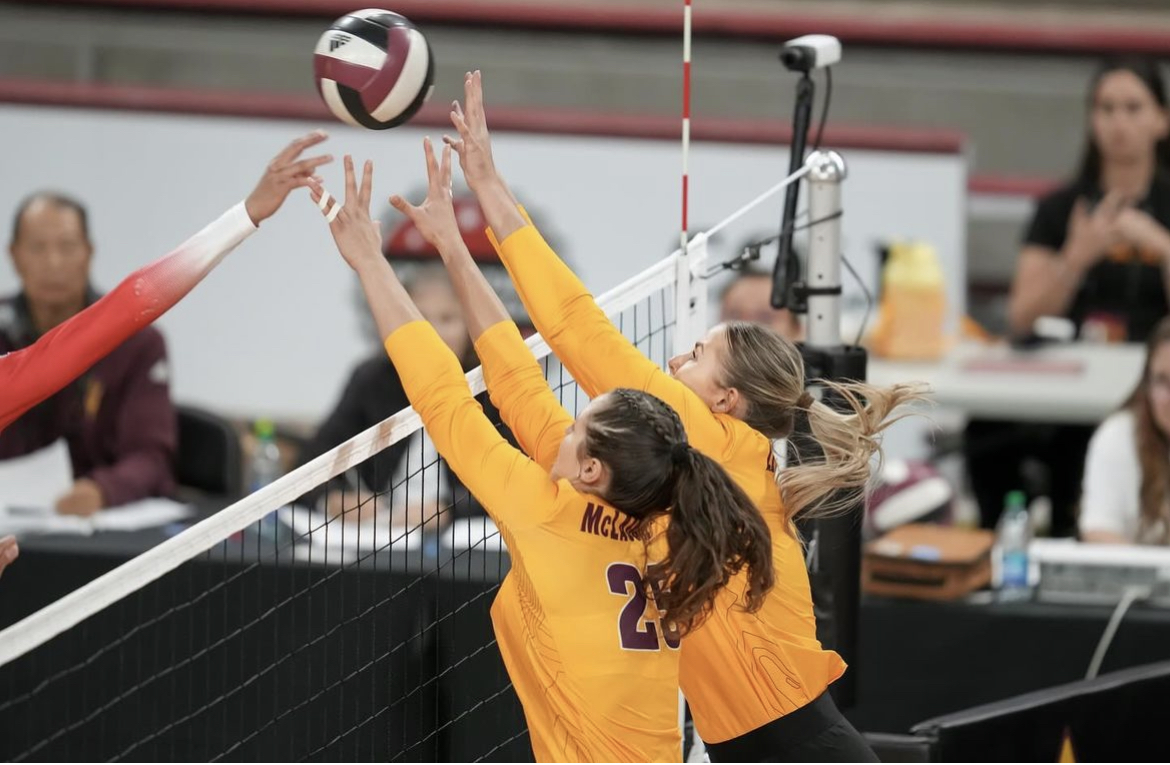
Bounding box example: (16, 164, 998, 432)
(250, 419, 282, 492)
(250, 419, 284, 542)
(995, 491, 1032, 601)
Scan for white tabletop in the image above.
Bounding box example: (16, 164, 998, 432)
(867, 342, 1145, 425)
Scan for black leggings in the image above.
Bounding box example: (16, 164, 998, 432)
(705, 692, 879, 763)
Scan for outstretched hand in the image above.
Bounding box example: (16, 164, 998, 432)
(444, 70, 497, 191)
(389, 138, 463, 254)
(307, 155, 384, 273)
(246, 131, 333, 226)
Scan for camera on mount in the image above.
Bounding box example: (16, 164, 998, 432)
(780, 34, 842, 72)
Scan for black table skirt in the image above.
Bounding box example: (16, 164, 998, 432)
(2, 522, 1169, 759)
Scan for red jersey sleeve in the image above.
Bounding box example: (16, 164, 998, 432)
(0, 202, 256, 432)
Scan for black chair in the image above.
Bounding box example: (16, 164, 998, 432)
(864, 733, 932, 763)
(175, 404, 243, 500)
(911, 660, 1170, 761)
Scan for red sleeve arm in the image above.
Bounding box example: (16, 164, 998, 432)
(0, 202, 255, 433)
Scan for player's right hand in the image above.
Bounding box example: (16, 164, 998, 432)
(445, 70, 498, 191)
(308, 155, 383, 273)
(245, 131, 333, 227)
(389, 138, 462, 254)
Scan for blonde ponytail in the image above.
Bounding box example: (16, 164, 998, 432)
(779, 380, 925, 522)
(717, 322, 926, 524)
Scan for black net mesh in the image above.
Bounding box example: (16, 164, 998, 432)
(0, 288, 677, 763)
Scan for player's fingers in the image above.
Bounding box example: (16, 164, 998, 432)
(359, 159, 373, 209)
(389, 194, 417, 220)
(277, 129, 329, 166)
(423, 137, 440, 188)
(463, 71, 476, 115)
(442, 134, 465, 154)
(449, 103, 472, 139)
(343, 155, 357, 203)
(309, 180, 343, 223)
(440, 144, 452, 190)
(450, 110, 473, 140)
(284, 153, 334, 178)
(306, 178, 325, 204)
(470, 69, 484, 125)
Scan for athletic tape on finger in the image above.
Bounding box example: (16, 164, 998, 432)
(326, 202, 343, 223)
(317, 190, 332, 212)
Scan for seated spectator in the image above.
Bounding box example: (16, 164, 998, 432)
(299, 262, 502, 530)
(0, 193, 176, 515)
(1008, 57, 1170, 344)
(1081, 317, 1170, 545)
(969, 57, 1170, 535)
(719, 266, 803, 342)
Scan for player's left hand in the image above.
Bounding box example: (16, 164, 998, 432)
(308, 155, 384, 272)
(56, 478, 104, 516)
(245, 130, 334, 226)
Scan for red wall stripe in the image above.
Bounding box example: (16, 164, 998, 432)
(38, 0, 1170, 56)
(0, 78, 967, 155)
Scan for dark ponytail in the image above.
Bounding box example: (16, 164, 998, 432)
(585, 389, 775, 634)
(647, 446, 774, 632)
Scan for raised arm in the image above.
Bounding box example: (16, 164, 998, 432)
(445, 71, 728, 454)
(474, 321, 570, 471)
(0, 132, 332, 433)
(312, 156, 563, 527)
(386, 320, 562, 526)
(388, 138, 571, 470)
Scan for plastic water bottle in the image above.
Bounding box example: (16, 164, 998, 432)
(996, 491, 1032, 601)
(250, 419, 282, 492)
(250, 419, 284, 542)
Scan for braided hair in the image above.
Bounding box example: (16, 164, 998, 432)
(584, 388, 774, 633)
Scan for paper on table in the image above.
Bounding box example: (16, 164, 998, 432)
(91, 498, 193, 532)
(0, 439, 74, 512)
(0, 510, 92, 537)
(443, 517, 506, 553)
(278, 506, 421, 554)
(0, 497, 194, 536)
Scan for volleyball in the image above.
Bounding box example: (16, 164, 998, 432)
(312, 9, 435, 130)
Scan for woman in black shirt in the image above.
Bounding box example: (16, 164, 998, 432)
(1009, 57, 1170, 342)
(971, 57, 1170, 535)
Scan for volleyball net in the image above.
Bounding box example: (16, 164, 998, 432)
(0, 240, 708, 763)
(0, 158, 820, 761)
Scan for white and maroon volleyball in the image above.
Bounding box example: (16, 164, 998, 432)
(313, 9, 435, 130)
